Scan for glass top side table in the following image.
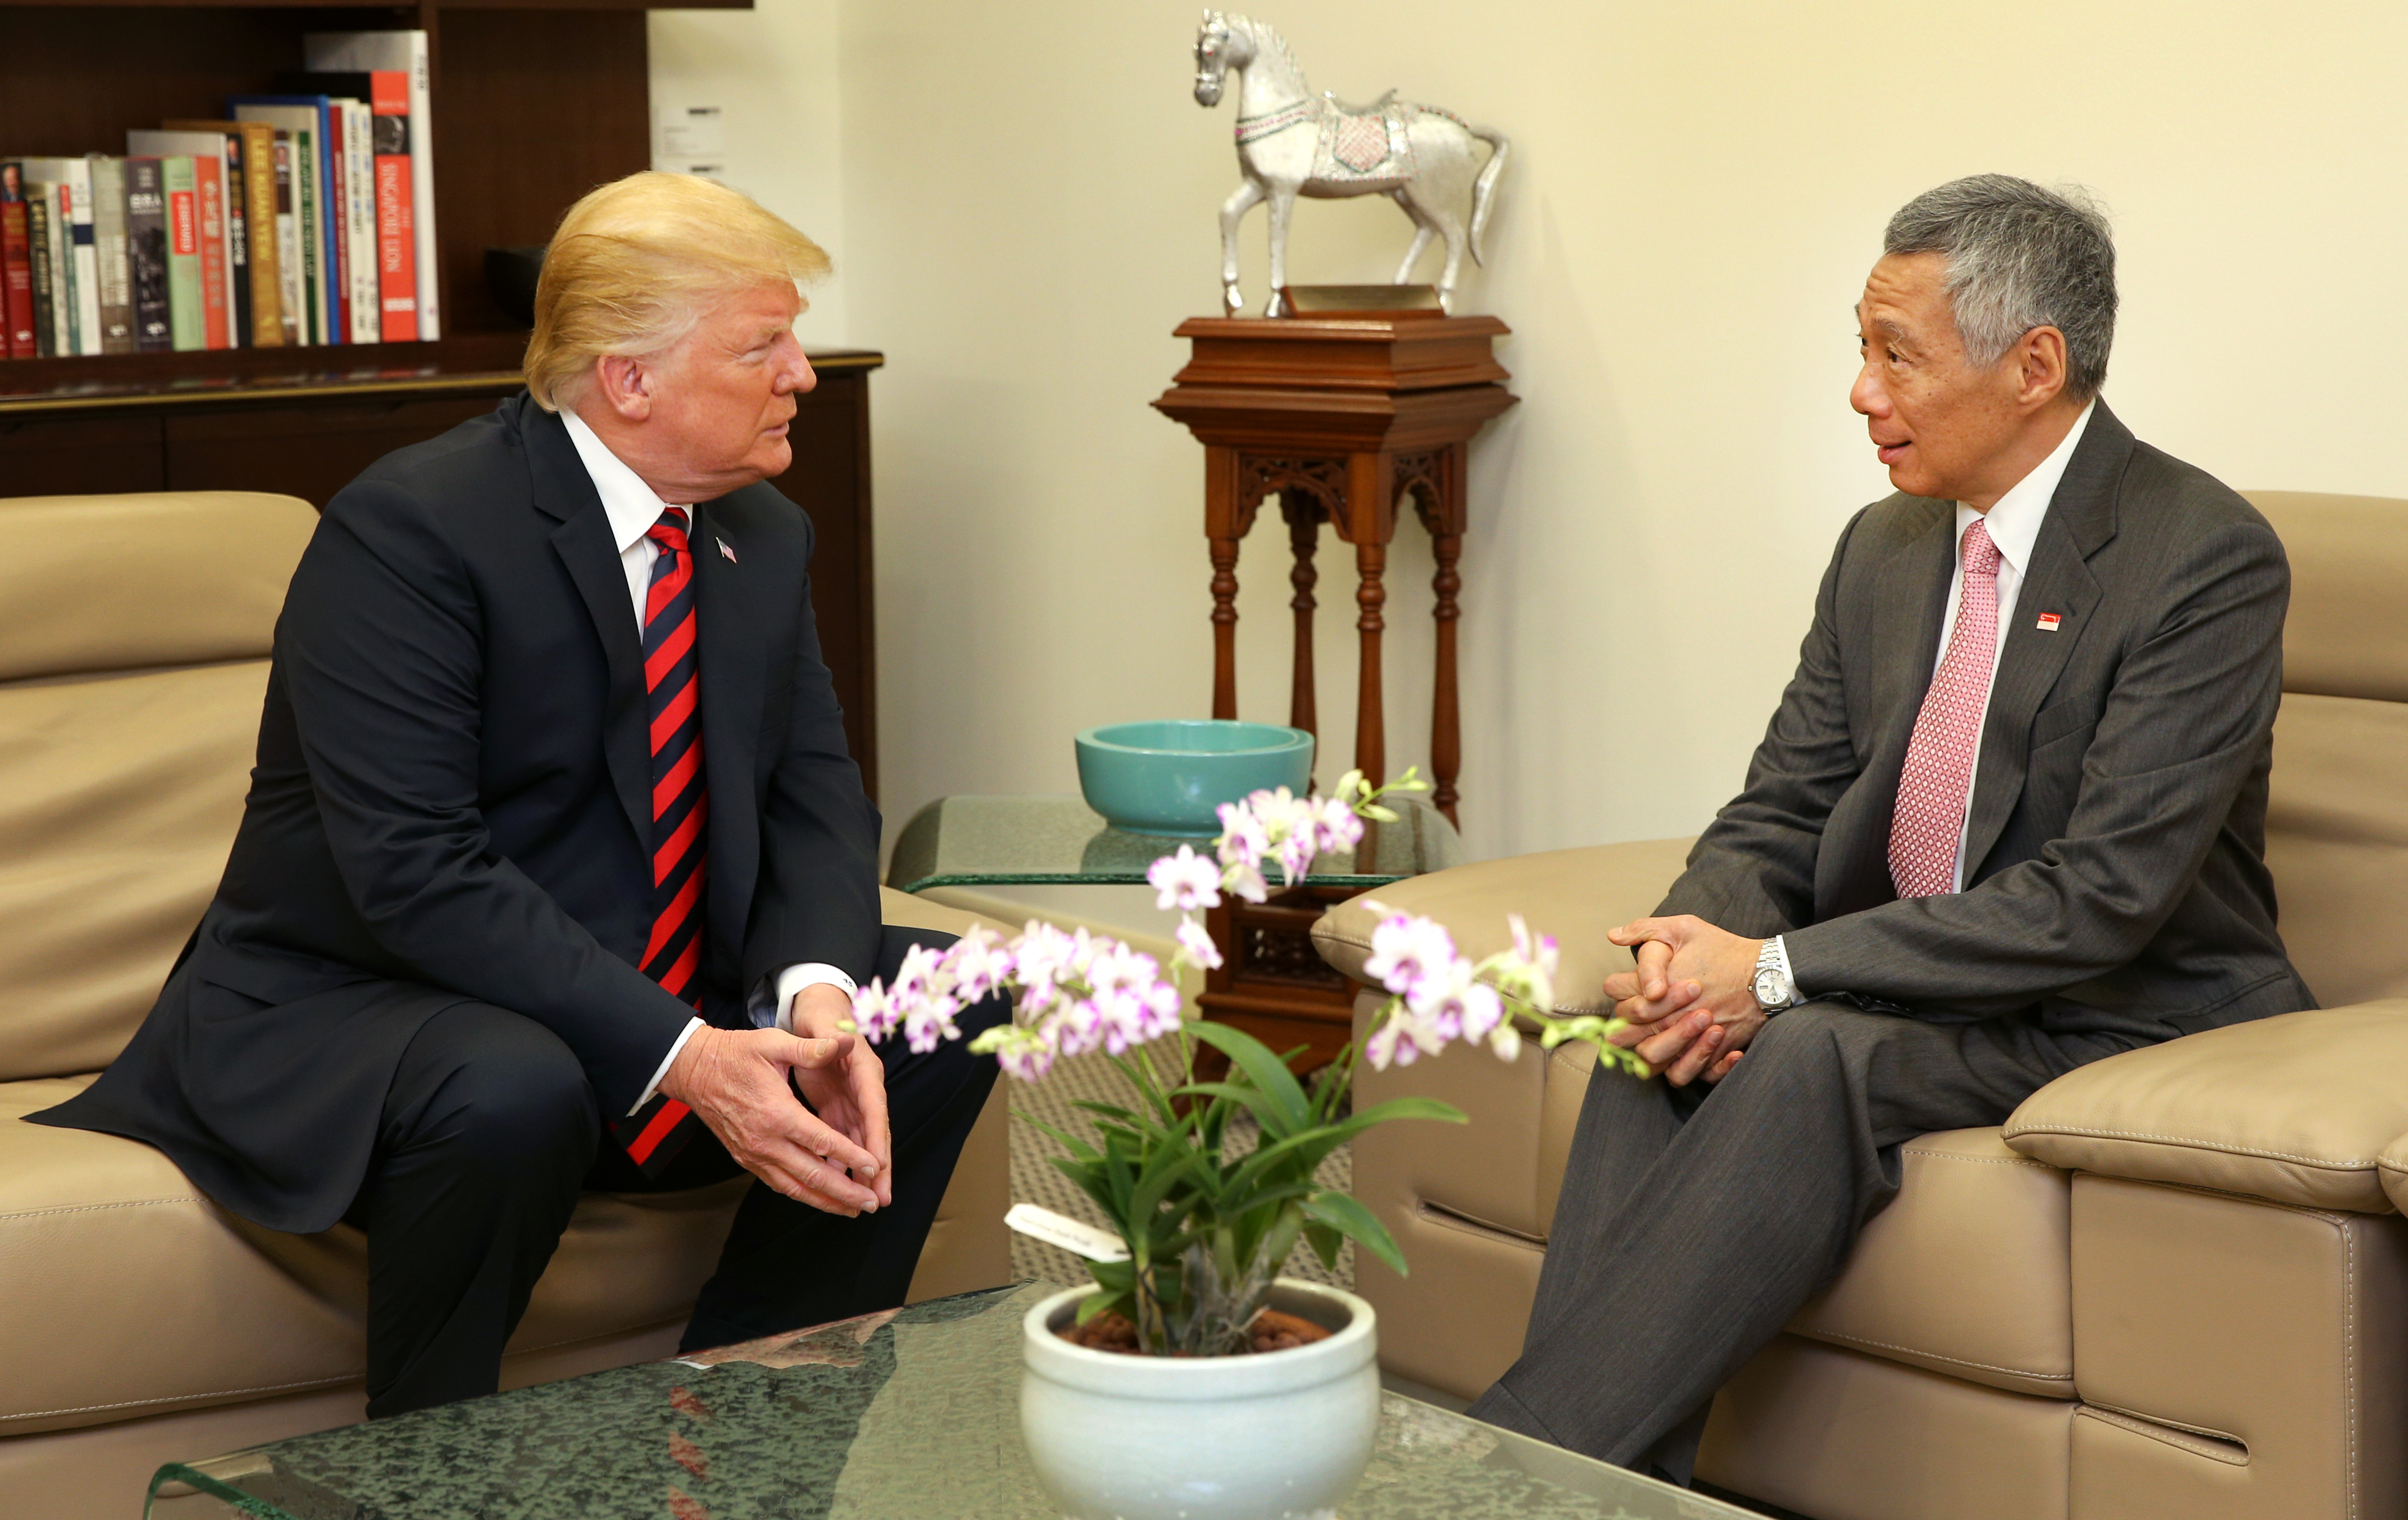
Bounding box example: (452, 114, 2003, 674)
(145, 1283, 1770, 1520)
(884, 792, 1462, 894)
(884, 794, 1464, 1074)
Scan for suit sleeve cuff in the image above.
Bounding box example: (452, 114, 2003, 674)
(768, 962, 859, 1034)
(631, 1017, 706, 1117)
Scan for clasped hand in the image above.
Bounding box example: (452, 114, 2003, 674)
(657, 983, 893, 1215)
(1603, 915, 1765, 1087)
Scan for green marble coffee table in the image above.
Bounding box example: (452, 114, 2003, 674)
(146, 1284, 1769, 1519)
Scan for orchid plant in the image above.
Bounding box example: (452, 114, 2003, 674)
(850, 768, 1649, 1357)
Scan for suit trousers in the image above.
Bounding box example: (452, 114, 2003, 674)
(1464, 1001, 2129, 1481)
(344, 925, 1007, 1419)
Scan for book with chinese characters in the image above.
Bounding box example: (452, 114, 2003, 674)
(123, 156, 172, 353)
(20, 159, 100, 355)
(88, 156, 135, 354)
(129, 132, 234, 350)
(166, 121, 284, 347)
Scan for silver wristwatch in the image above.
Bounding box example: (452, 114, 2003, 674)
(1751, 939, 1803, 1014)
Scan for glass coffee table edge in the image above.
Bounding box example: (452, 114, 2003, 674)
(147, 1282, 1775, 1520)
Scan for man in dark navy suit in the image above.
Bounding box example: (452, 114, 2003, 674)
(37, 173, 1005, 1417)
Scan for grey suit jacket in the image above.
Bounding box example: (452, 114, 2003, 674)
(1660, 401, 2312, 1044)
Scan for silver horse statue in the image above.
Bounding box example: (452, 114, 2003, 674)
(1194, 11, 1509, 316)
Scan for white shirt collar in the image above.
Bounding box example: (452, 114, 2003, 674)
(561, 407, 679, 555)
(1955, 398, 2097, 576)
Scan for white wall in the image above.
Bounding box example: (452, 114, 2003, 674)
(649, 0, 850, 344)
(661, 0, 2408, 867)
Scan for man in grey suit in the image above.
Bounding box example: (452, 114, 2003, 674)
(1465, 175, 2312, 1480)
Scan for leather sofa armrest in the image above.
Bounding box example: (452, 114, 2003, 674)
(2003, 1001, 2408, 1213)
(1313, 838, 1696, 1015)
(2384, 1133, 2408, 1213)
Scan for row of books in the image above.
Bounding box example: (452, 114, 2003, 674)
(0, 29, 439, 360)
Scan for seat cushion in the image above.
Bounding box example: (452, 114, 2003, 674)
(1788, 1128, 2074, 1399)
(0, 1074, 745, 1437)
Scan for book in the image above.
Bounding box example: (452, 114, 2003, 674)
(27, 193, 57, 357)
(305, 29, 438, 339)
(88, 157, 134, 355)
(0, 162, 32, 359)
(230, 100, 335, 344)
(24, 159, 102, 356)
(270, 137, 301, 346)
(157, 156, 205, 351)
(129, 133, 233, 350)
(167, 121, 283, 348)
(124, 157, 172, 353)
(280, 70, 416, 342)
(338, 98, 376, 343)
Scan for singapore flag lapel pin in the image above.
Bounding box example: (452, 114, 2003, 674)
(717, 537, 738, 564)
(2036, 612, 2062, 633)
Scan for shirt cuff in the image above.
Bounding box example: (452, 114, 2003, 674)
(631, 1017, 706, 1116)
(1771, 933, 1806, 1001)
(769, 962, 859, 1034)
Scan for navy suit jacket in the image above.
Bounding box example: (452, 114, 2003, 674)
(37, 395, 883, 1231)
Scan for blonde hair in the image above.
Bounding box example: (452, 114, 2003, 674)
(524, 172, 830, 412)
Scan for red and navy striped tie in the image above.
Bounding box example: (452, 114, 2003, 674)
(610, 506, 709, 1176)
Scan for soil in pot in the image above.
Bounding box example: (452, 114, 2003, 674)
(1055, 1308, 1334, 1356)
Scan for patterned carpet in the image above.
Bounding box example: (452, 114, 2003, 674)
(1005, 1030, 1355, 1292)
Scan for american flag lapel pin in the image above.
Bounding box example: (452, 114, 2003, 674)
(2036, 612, 2062, 633)
(717, 537, 738, 564)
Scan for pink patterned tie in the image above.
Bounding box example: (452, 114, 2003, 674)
(1890, 519, 2002, 899)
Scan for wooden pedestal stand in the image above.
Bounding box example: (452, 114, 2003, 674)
(1153, 314, 1515, 1073)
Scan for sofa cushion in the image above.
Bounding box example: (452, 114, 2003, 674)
(2005, 1003, 2408, 1213)
(0, 1074, 363, 1437)
(1788, 1128, 2073, 1399)
(0, 492, 313, 684)
(0, 1073, 748, 1438)
(2245, 491, 2408, 706)
(0, 662, 268, 1080)
(2260, 693, 2408, 1009)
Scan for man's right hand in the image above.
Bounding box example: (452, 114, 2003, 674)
(1603, 937, 1747, 1087)
(657, 1026, 882, 1215)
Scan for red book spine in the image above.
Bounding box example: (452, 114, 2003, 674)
(0, 177, 33, 358)
(370, 71, 417, 343)
(322, 108, 349, 344)
(193, 157, 231, 350)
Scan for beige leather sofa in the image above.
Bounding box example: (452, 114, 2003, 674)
(0, 491, 1011, 1520)
(1315, 490, 2408, 1520)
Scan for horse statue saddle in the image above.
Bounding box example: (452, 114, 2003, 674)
(1315, 91, 1416, 182)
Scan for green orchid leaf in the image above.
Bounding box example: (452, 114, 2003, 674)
(1304, 1219, 1344, 1270)
(1184, 1021, 1312, 1135)
(1302, 1190, 1408, 1277)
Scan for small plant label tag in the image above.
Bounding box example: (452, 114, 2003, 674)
(1005, 1203, 1130, 1262)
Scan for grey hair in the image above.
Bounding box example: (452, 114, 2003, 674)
(1884, 175, 2117, 399)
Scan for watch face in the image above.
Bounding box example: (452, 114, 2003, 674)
(1753, 969, 1782, 1005)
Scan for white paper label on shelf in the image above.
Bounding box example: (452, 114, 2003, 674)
(1005, 1203, 1130, 1263)
(658, 105, 726, 158)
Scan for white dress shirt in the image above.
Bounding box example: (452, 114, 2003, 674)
(1773, 401, 2097, 999)
(561, 409, 856, 1113)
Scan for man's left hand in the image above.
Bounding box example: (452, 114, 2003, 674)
(1602, 916, 1768, 1087)
(790, 983, 893, 1208)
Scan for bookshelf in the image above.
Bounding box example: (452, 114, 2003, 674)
(0, 0, 892, 792)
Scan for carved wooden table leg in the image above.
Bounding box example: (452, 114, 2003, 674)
(1346, 450, 1394, 785)
(1282, 491, 1321, 779)
(1204, 445, 1243, 720)
(1413, 446, 1468, 826)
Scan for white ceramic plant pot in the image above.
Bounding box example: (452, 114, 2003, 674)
(1019, 1278, 1381, 1520)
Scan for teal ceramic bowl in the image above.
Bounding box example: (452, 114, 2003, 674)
(1074, 720, 1315, 838)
